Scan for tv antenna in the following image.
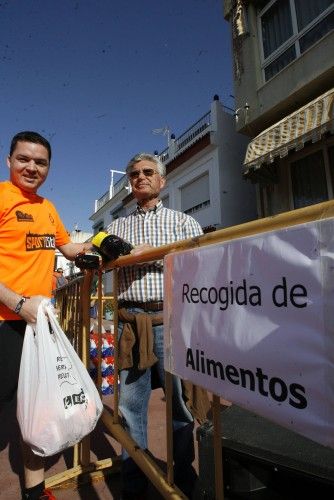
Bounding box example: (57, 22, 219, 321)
(152, 125, 172, 146)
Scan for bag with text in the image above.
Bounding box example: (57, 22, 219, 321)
(17, 300, 103, 456)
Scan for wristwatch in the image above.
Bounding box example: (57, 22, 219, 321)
(14, 296, 29, 314)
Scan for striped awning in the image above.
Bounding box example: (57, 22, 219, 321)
(243, 88, 334, 174)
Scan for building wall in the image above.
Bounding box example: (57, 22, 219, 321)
(230, 1, 334, 135)
(90, 99, 258, 234)
(224, 0, 334, 218)
(215, 104, 257, 226)
(149, 100, 257, 230)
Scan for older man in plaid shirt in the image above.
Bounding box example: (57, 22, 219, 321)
(107, 152, 203, 499)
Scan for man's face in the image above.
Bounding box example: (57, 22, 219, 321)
(7, 140, 50, 194)
(128, 160, 165, 202)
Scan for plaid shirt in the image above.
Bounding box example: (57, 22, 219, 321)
(107, 201, 203, 302)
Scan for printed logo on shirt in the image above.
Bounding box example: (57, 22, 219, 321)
(49, 213, 55, 224)
(16, 210, 34, 222)
(26, 232, 56, 251)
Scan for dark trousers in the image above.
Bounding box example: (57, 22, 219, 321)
(0, 321, 26, 404)
(122, 422, 197, 498)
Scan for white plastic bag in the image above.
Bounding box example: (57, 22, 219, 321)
(17, 300, 103, 456)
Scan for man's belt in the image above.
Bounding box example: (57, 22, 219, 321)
(118, 300, 164, 312)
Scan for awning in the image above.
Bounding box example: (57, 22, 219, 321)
(243, 88, 334, 175)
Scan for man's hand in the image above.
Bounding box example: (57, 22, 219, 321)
(19, 295, 48, 323)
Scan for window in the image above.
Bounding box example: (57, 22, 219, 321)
(264, 45, 296, 81)
(261, 0, 293, 58)
(181, 173, 210, 214)
(259, 0, 334, 81)
(299, 9, 334, 52)
(184, 200, 210, 215)
(291, 150, 328, 209)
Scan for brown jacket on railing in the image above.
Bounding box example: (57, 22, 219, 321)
(118, 308, 211, 424)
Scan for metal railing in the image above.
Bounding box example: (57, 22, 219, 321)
(48, 199, 334, 498)
(53, 275, 83, 353)
(95, 190, 110, 212)
(112, 174, 129, 197)
(159, 111, 212, 163)
(102, 199, 334, 500)
(175, 111, 211, 151)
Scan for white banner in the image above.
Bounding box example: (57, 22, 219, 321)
(164, 218, 334, 448)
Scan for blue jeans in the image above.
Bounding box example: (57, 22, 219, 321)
(118, 308, 196, 495)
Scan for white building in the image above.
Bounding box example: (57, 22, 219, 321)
(90, 96, 258, 232)
(90, 96, 258, 293)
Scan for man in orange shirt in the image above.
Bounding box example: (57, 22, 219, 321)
(0, 131, 92, 500)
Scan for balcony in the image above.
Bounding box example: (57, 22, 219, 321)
(95, 190, 110, 212)
(159, 110, 212, 163)
(95, 175, 129, 212)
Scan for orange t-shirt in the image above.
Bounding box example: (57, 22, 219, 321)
(0, 181, 70, 320)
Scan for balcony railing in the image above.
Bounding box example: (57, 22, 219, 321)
(113, 174, 129, 197)
(95, 190, 110, 212)
(176, 111, 211, 151)
(159, 111, 211, 163)
(94, 174, 129, 212)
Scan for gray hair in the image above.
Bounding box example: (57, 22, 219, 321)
(126, 153, 166, 177)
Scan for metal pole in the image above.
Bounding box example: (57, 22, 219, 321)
(165, 372, 174, 486)
(112, 269, 120, 424)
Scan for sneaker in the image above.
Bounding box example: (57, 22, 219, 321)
(40, 490, 56, 500)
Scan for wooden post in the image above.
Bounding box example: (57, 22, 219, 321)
(112, 269, 120, 424)
(78, 269, 94, 467)
(165, 371, 174, 486)
(96, 268, 103, 396)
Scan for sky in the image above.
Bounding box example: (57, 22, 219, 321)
(0, 0, 233, 233)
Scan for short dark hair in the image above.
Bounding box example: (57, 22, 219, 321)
(9, 131, 52, 161)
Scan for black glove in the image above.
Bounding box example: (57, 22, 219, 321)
(74, 253, 100, 269)
(92, 233, 133, 262)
